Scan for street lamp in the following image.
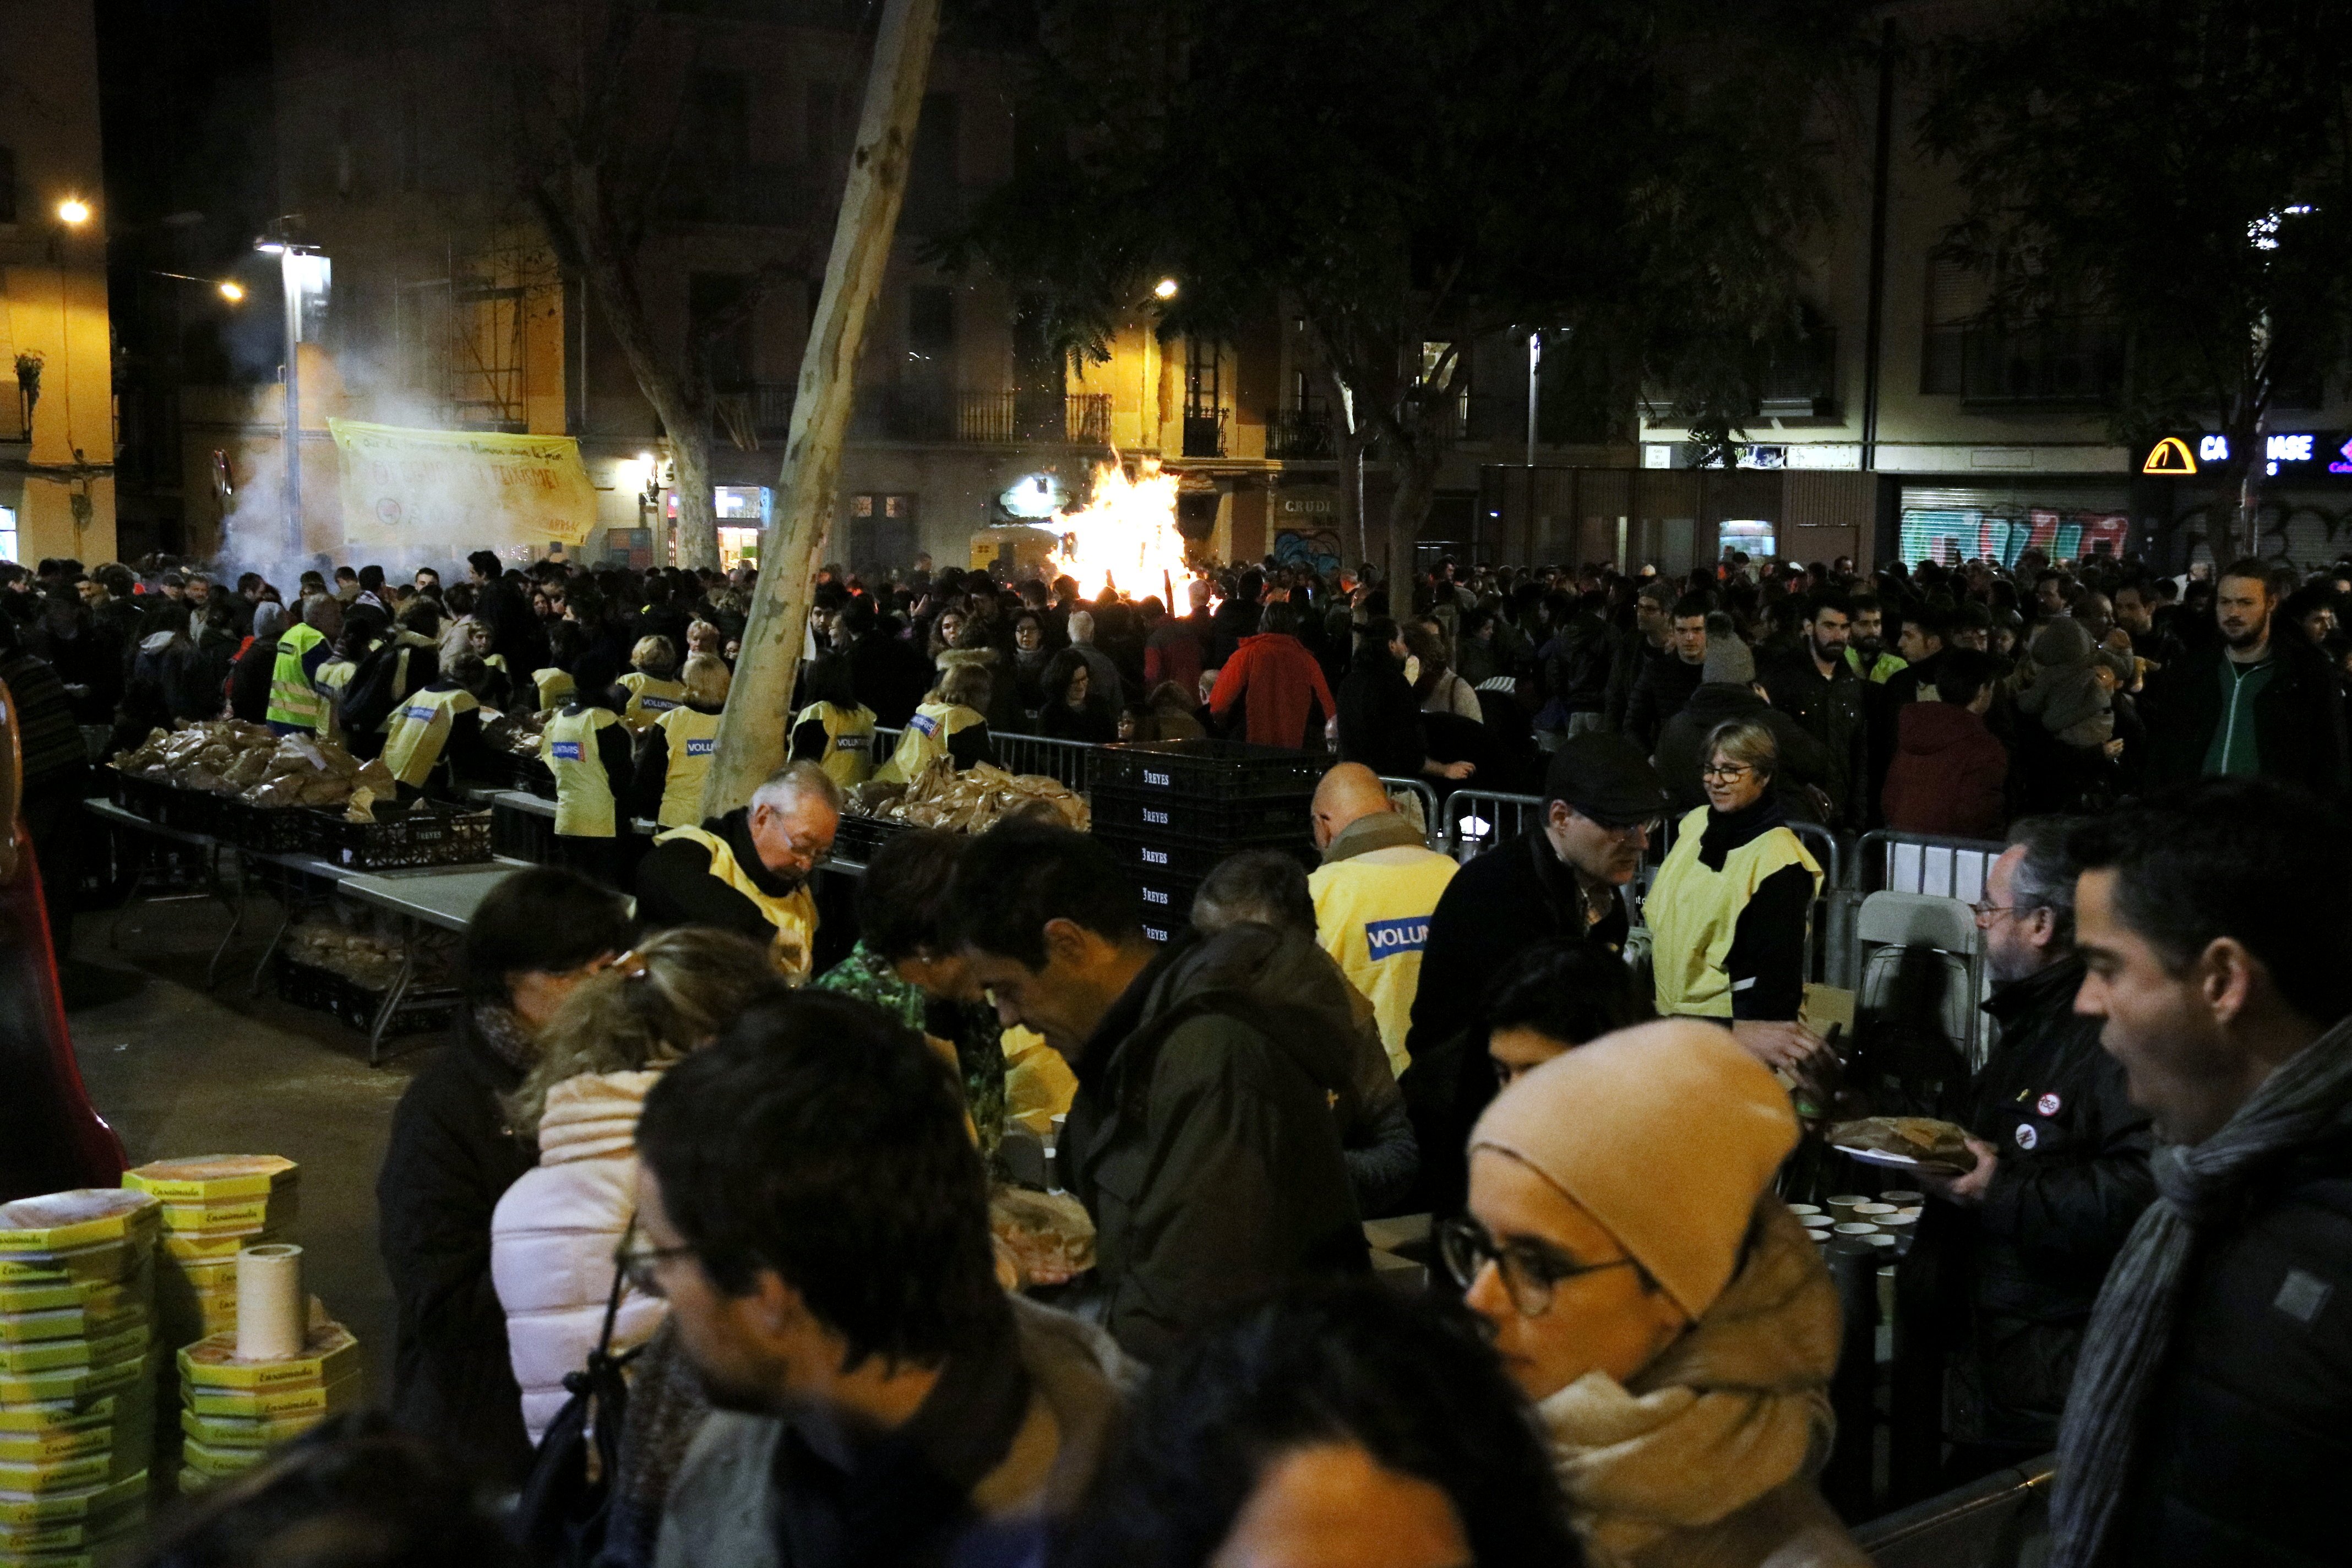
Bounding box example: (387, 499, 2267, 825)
(217, 280, 246, 304)
(55, 198, 91, 227)
(256, 222, 330, 555)
(1153, 277, 1179, 301)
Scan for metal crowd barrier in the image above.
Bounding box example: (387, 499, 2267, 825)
(1378, 777, 1442, 843)
(1441, 790, 1547, 862)
(1854, 829, 2006, 902)
(862, 726, 1098, 793)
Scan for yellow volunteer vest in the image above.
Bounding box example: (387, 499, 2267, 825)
(381, 685, 481, 789)
(874, 701, 984, 784)
(1309, 847, 1461, 1079)
(266, 623, 328, 729)
(1646, 805, 1822, 1019)
(654, 705, 726, 828)
(651, 825, 819, 982)
(541, 706, 620, 837)
(533, 667, 577, 712)
(617, 672, 687, 733)
(793, 701, 879, 787)
(314, 659, 357, 747)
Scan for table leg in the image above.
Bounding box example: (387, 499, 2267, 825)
(368, 920, 418, 1069)
(204, 850, 248, 990)
(108, 856, 153, 950)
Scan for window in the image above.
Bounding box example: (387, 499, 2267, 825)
(689, 273, 755, 391)
(0, 145, 15, 223)
(905, 92, 959, 229)
(0, 504, 16, 563)
(1420, 340, 1457, 388)
(908, 286, 955, 363)
(686, 69, 752, 170)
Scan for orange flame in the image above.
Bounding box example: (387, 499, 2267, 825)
(1050, 458, 1195, 600)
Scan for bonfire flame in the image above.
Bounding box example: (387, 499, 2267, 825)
(1052, 458, 1194, 600)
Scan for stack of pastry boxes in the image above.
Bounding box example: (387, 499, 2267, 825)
(121, 1157, 299, 1351)
(0, 1190, 161, 1568)
(175, 1315, 357, 1493)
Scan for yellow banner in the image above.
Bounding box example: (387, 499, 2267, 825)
(328, 420, 596, 548)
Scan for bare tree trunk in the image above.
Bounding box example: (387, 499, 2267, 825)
(699, 0, 941, 816)
(1385, 451, 1438, 615)
(667, 429, 719, 569)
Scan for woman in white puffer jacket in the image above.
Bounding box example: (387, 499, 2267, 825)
(491, 927, 787, 1445)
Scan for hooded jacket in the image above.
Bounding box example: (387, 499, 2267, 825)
(1881, 701, 2008, 841)
(2143, 631, 2350, 797)
(491, 1069, 673, 1445)
(1541, 1201, 1869, 1568)
(1207, 633, 1336, 749)
(2017, 617, 2112, 746)
(1063, 925, 1367, 1363)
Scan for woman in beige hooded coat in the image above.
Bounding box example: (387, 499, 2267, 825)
(1442, 1019, 1869, 1568)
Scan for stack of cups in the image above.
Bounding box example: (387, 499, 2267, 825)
(1787, 1204, 1835, 1245)
(0, 1190, 162, 1566)
(1821, 1193, 1916, 1256)
(176, 1247, 358, 1495)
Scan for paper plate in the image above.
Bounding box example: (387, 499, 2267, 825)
(1833, 1144, 1966, 1174)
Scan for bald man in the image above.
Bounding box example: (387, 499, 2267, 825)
(1307, 764, 1458, 1077)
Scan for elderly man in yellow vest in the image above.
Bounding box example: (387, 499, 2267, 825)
(1306, 763, 1458, 1078)
(635, 760, 842, 983)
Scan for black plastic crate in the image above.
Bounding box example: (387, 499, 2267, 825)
(832, 813, 913, 865)
(275, 954, 459, 1035)
(1091, 822, 1314, 881)
(1132, 867, 1202, 927)
(490, 799, 557, 864)
(1093, 741, 1327, 802)
(111, 772, 225, 834)
(477, 752, 553, 797)
(303, 803, 494, 870)
(211, 796, 316, 855)
(1088, 782, 1313, 842)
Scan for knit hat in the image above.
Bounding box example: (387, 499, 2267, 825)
(1469, 1020, 1798, 1320)
(1702, 635, 1756, 685)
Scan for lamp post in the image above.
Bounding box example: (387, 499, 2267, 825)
(256, 225, 329, 556)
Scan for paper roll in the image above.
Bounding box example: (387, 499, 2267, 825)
(235, 1244, 304, 1361)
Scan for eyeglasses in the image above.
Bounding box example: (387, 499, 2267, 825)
(1971, 900, 2045, 925)
(1437, 1217, 1647, 1318)
(614, 1235, 695, 1298)
(1700, 762, 1754, 781)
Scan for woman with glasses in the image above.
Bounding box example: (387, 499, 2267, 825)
(1448, 1019, 1866, 1568)
(1643, 717, 1827, 1073)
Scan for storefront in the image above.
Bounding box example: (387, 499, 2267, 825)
(1894, 483, 2132, 569)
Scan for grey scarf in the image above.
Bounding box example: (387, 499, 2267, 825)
(2049, 1017, 2352, 1567)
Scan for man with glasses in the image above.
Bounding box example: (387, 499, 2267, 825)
(1914, 816, 2153, 1482)
(630, 993, 1131, 1568)
(1400, 732, 1668, 1217)
(638, 761, 842, 982)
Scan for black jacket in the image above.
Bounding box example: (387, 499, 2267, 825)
(1762, 651, 1866, 825)
(1623, 652, 1704, 752)
(2142, 635, 2350, 799)
(376, 1011, 538, 1486)
(2119, 1104, 2352, 1566)
(1607, 633, 1674, 734)
(1337, 651, 1426, 779)
(227, 635, 280, 723)
(1931, 956, 2155, 1450)
(635, 807, 801, 945)
(1400, 829, 1630, 1216)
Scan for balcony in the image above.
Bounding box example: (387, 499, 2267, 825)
(1922, 319, 2125, 407)
(849, 388, 1113, 445)
(660, 163, 820, 228)
(1265, 408, 1336, 460)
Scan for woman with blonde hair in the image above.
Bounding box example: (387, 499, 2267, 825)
(609, 635, 685, 733)
(489, 926, 787, 1444)
(1643, 716, 1826, 1071)
(873, 659, 997, 782)
(629, 652, 732, 828)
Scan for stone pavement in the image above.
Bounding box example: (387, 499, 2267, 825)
(62, 892, 437, 1407)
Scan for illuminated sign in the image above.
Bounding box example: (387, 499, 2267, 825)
(2144, 431, 2352, 483)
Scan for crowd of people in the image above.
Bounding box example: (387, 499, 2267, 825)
(6, 538, 2351, 1568)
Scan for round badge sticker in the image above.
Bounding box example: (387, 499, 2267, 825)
(2037, 1092, 2062, 1117)
(2015, 1124, 2039, 1151)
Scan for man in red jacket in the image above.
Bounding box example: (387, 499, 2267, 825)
(1882, 647, 2007, 839)
(1208, 600, 1337, 749)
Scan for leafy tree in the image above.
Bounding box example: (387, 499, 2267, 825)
(953, 0, 1861, 591)
(1920, 0, 2352, 559)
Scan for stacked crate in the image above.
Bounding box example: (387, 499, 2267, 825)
(175, 1322, 360, 1494)
(1090, 742, 1325, 943)
(0, 1191, 161, 1568)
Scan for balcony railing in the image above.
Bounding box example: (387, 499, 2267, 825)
(1921, 319, 2125, 406)
(1265, 408, 1336, 459)
(849, 388, 1113, 445)
(1182, 410, 1227, 458)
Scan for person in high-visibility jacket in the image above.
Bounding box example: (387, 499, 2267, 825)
(264, 594, 343, 736)
(636, 761, 842, 983)
(628, 654, 730, 829)
(787, 652, 877, 788)
(380, 654, 496, 799)
(608, 636, 685, 734)
(872, 662, 994, 784)
(1305, 763, 1460, 1079)
(539, 691, 637, 889)
(1646, 715, 1822, 1025)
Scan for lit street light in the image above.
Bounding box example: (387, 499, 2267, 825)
(256, 221, 331, 554)
(218, 280, 246, 303)
(55, 198, 91, 226)
(1153, 276, 1179, 300)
